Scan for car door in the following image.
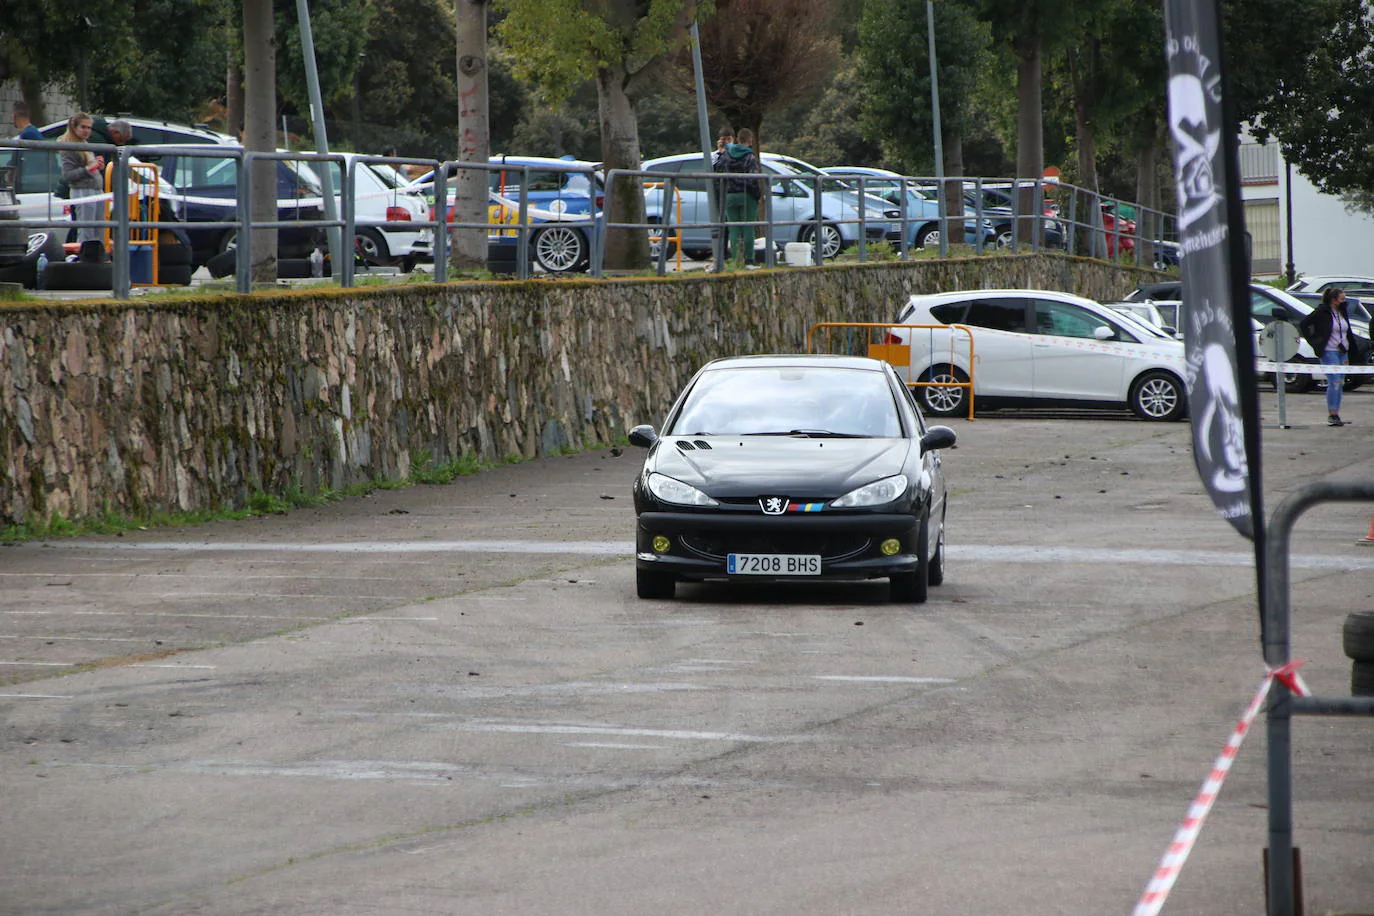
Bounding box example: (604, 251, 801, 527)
(644, 159, 710, 246)
(1029, 298, 1130, 401)
(958, 297, 1036, 397)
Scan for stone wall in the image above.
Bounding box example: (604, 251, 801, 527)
(0, 254, 1164, 524)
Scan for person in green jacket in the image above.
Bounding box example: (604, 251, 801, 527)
(718, 127, 762, 268)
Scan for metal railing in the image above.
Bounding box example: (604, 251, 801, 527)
(1, 139, 1183, 292)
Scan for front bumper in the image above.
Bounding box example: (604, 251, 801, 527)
(635, 510, 920, 581)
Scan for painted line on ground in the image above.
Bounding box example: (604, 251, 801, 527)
(813, 675, 957, 684)
(452, 720, 805, 743)
(0, 693, 75, 699)
(42, 539, 1374, 571)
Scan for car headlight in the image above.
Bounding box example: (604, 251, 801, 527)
(830, 474, 909, 508)
(646, 473, 719, 507)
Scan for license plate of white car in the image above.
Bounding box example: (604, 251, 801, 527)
(727, 554, 821, 575)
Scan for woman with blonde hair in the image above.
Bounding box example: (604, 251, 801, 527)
(59, 112, 107, 262)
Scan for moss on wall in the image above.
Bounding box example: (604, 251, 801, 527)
(0, 254, 1166, 524)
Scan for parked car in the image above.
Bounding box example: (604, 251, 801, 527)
(1286, 275, 1374, 295)
(303, 152, 426, 269)
(641, 151, 896, 261)
(628, 353, 956, 603)
(412, 155, 603, 273)
(1099, 202, 1137, 256)
(1107, 301, 1177, 337)
(962, 182, 1066, 249)
(26, 116, 323, 270)
(1124, 280, 1372, 392)
(820, 166, 996, 249)
(887, 288, 1189, 421)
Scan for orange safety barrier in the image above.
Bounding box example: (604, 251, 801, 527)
(806, 321, 977, 420)
(103, 161, 162, 286)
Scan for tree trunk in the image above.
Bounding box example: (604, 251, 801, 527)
(1014, 32, 1043, 245)
(943, 126, 965, 240)
(19, 74, 46, 125)
(226, 53, 244, 140)
(1070, 40, 1100, 257)
(242, 0, 277, 283)
(1134, 119, 1163, 250)
(596, 63, 649, 271)
(452, 0, 490, 272)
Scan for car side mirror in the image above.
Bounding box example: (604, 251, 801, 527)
(1093, 326, 1114, 340)
(628, 425, 659, 448)
(920, 426, 957, 451)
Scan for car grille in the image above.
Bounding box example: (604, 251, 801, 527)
(680, 532, 871, 561)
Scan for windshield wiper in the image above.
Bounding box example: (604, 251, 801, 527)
(743, 429, 868, 438)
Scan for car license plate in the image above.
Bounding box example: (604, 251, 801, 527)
(727, 554, 821, 575)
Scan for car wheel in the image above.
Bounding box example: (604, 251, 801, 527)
(1342, 611, 1374, 662)
(798, 223, 843, 260)
(927, 508, 946, 586)
(29, 230, 67, 262)
(636, 567, 676, 599)
(42, 260, 113, 291)
(354, 227, 390, 266)
(1129, 370, 1186, 421)
(532, 225, 588, 273)
(994, 227, 1014, 249)
(918, 365, 969, 417)
(914, 224, 941, 250)
(1352, 660, 1374, 697)
(683, 248, 713, 261)
(1283, 360, 1315, 394)
(891, 512, 930, 603)
(1344, 374, 1365, 391)
(218, 229, 238, 254)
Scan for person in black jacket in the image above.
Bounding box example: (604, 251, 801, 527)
(1298, 287, 1355, 426)
(718, 127, 762, 268)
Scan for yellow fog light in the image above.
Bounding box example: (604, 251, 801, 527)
(880, 538, 901, 556)
(652, 535, 671, 553)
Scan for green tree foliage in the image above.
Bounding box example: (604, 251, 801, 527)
(856, 0, 992, 174)
(1248, 0, 1374, 199)
(277, 0, 374, 117)
(0, 0, 226, 124)
(494, 0, 707, 269)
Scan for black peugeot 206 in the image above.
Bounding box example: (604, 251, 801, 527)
(629, 354, 957, 603)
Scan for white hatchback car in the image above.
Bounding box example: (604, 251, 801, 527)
(306, 152, 427, 268)
(889, 289, 1189, 421)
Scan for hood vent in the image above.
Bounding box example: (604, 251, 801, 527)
(675, 439, 713, 451)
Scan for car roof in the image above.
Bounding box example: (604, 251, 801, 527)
(821, 166, 903, 178)
(40, 116, 236, 145)
(907, 288, 1106, 308)
(701, 354, 891, 373)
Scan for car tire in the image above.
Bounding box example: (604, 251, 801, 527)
(532, 225, 588, 273)
(1342, 611, 1374, 662)
(217, 229, 238, 255)
(890, 513, 930, 603)
(636, 567, 676, 600)
(278, 258, 314, 279)
(1352, 660, 1374, 697)
(1129, 370, 1186, 421)
(354, 227, 390, 267)
(1283, 360, 1315, 394)
(42, 260, 113, 291)
(30, 230, 67, 262)
(205, 249, 237, 279)
(157, 264, 194, 286)
(157, 241, 193, 267)
(798, 223, 843, 260)
(914, 224, 939, 250)
(918, 365, 969, 417)
(927, 509, 946, 586)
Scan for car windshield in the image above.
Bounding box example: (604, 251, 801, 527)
(669, 366, 903, 438)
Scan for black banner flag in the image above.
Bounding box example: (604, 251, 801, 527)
(1163, 0, 1264, 544)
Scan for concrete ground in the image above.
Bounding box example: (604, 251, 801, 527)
(2, 388, 1372, 915)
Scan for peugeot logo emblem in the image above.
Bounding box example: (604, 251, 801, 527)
(760, 496, 790, 515)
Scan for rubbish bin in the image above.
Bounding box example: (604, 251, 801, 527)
(129, 245, 153, 284)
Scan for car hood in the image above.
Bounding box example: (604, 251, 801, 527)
(649, 436, 912, 499)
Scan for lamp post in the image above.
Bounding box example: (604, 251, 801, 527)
(1284, 158, 1295, 286)
(926, 0, 946, 256)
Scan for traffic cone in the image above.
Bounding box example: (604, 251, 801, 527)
(1360, 514, 1374, 545)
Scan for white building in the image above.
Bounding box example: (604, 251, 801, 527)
(1239, 134, 1374, 281)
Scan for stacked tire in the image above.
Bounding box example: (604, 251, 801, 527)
(1342, 611, 1374, 696)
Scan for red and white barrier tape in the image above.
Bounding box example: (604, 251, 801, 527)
(1132, 661, 1309, 916)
